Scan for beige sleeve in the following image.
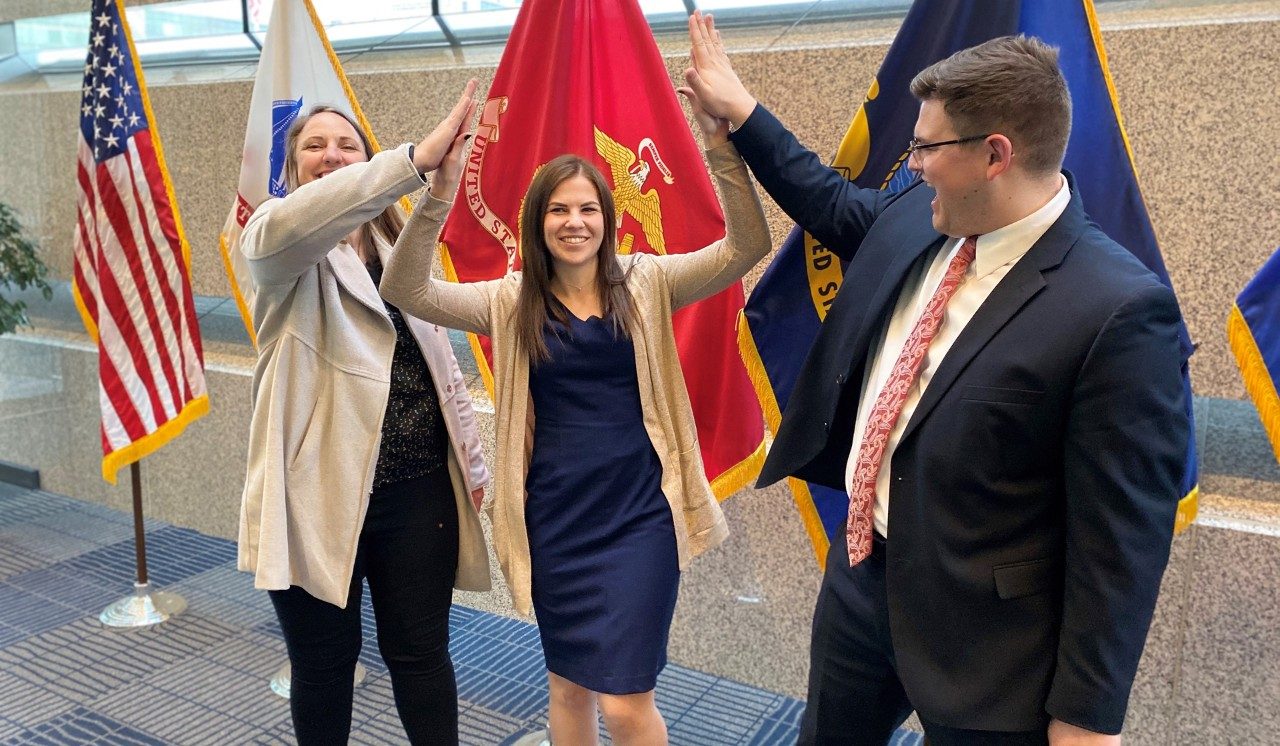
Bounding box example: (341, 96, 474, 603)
(652, 141, 771, 310)
(379, 192, 503, 335)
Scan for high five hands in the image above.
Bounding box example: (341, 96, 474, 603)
(417, 79, 477, 203)
(425, 15, 759, 198)
(678, 12, 758, 139)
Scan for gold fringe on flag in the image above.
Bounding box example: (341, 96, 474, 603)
(1227, 304, 1280, 465)
(737, 310, 831, 564)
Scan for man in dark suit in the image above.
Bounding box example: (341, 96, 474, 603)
(682, 12, 1189, 746)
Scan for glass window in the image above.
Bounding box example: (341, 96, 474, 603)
(436, 7, 521, 45)
(4, 0, 930, 78)
(0, 22, 16, 60)
(697, 0, 910, 25)
(437, 0, 523, 10)
(14, 0, 255, 71)
(248, 0, 448, 49)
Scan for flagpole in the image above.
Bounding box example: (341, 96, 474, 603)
(131, 461, 148, 584)
(99, 460, 187, 628)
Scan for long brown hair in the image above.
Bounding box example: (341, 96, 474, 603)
(516, 155, 638, 364)
(284, 105, 405, 256)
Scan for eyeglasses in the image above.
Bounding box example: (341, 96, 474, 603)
(906, 134, 991, 164)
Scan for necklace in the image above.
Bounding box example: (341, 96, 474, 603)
(557, 276, 596, 293)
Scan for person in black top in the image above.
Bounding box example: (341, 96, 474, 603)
(237, 85, 491, 746)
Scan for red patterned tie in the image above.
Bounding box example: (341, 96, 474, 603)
(846, 235, 978, 565)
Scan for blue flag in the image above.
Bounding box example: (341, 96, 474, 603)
(738, 0, 1198, 561)
(1228, 247, 1280, 465)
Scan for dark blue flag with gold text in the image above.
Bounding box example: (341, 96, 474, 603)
(738, 0, 1197, 561)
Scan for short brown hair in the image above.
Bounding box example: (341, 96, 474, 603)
(515, 154, 637, 364)
(910, 35, 1071, 175)
(284, 105, 404, 251)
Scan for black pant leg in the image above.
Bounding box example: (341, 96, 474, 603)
(269, 575, 364, 746)
(800, 536, 913, 746)
(918, 718, 1049, 746)
(363, 469, 461, 746)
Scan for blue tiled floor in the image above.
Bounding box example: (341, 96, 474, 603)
(0, 483, 925, 745)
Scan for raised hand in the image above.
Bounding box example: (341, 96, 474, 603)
(428, 129, 469, 203)
(414, 79, 478, 174)
(676, 83, 730, 147)
(683, 12, 757, 128)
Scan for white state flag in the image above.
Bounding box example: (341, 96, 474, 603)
(219, 0, 375, 347)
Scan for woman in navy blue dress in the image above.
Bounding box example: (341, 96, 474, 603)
(525, 294, 679, 696)
(381, 80, 770, 744)
(519, 160, 683, 744)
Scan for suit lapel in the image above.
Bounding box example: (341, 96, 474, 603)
(840, 188, 948, 370)
(898, 191, 1087, 446)
(898, 263, 1046, 446)
(330, 241, 390, 319)
(861, 236, 945, 338)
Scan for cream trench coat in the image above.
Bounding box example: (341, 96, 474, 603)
(380, 143, 769, 616)
(237, 144, 491, 608)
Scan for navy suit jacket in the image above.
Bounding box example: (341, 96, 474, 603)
(735, 105, 1189, 734)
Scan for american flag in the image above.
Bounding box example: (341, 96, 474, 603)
(73, 0, 209, 484)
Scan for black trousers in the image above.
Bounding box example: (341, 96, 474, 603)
(269, 468, 460, 746)
(799, 535, 1048, 746)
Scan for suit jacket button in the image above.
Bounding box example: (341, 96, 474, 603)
(836, 373, 845, 385)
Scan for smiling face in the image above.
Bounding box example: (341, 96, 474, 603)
(542, 174, 606, 272)
(908, 98, 993, 238)
(293, 111, 368, 187)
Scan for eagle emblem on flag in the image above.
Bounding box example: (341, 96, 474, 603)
(593, 127, 673, 255)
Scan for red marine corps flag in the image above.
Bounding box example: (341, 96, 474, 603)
(439, 0, 765, 496)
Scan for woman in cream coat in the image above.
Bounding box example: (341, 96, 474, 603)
(381, 91, 769, 744)
(237, 84, 488, 745)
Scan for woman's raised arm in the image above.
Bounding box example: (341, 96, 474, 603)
(380, 116, 503, 336)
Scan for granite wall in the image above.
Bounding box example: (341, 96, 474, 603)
(1, 5, 1278, 742)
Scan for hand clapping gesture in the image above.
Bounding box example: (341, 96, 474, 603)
(680, 12, 758, 131)
(414, 79, 477, 202)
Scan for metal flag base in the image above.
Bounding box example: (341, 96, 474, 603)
(99, 581, 187, 628)
(270, 661, 368, 699)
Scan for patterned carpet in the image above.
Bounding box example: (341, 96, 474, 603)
(0, 482, 924, 745)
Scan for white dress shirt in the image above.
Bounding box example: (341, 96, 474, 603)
(846, 177, 1070, 537)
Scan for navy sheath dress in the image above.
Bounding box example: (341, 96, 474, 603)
(524, 308, 680, 695)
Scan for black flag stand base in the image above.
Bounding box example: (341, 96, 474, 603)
(99, 461, 187, 629)
(269, 661, 368, 700)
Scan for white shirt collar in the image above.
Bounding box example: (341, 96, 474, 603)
(970, 175, 1070, 279)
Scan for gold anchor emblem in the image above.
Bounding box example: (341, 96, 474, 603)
(593, 127, 674, 255)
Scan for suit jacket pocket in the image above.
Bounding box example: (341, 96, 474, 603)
(993, 557, 1059, 600)
(960, 385, 1043, 406)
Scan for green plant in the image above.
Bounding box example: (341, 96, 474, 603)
(0, 202, 54, 336)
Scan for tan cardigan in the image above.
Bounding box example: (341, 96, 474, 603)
(237, 145, 491, 608)
(381, 142, 769, 616)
